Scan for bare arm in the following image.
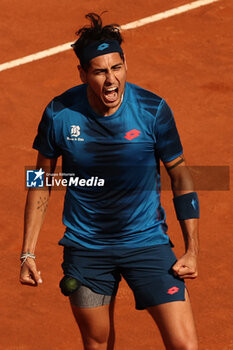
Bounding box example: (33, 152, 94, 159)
(20, 152, 57, 286)
(164, 155, 199, 279)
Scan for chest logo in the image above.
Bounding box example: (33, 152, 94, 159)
(67, 125, 84, 141)
(71, 125, 80, 137)
(124, 129, 141, 141)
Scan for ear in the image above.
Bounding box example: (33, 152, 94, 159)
(123, 54, 128, 71)
(78, 65, 87, 83)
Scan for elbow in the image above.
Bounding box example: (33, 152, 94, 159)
(170, 170, 195, 196)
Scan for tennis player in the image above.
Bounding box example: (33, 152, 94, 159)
(20, 13, 199, 350)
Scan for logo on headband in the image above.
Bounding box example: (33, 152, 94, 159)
(97, 43, 110, 51)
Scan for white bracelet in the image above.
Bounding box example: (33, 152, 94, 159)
(20, 252, 36, 266)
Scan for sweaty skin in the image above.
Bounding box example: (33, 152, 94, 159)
(79, 52, 127, 116)
(20, 154, 57, 286)
(20, 49, 198, 350)
(164, 156, 199, 280)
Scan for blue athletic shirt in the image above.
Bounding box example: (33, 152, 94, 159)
(33, 82, 183, 249)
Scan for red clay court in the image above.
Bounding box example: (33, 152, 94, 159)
(0, 0, 232, 349)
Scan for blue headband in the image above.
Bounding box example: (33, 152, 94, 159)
(77, 40, 123, 65)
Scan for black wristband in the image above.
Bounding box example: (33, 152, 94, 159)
(173, 192, 199, 220)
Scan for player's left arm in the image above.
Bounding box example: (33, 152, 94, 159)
(164, 154, 199, 279)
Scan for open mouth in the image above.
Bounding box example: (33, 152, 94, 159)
(103, 87, 119, 102)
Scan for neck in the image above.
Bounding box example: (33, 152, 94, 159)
(87, 87, 123, 117)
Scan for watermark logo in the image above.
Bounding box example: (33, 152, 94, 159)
(25, 165, 230, 191)
(124, 129, 141, 141)
(97, 43, 109, 51)
(26, 168, 44, 187)
(25, 167, 104, 190)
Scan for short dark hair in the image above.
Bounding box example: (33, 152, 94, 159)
(72, 13, 124, 70)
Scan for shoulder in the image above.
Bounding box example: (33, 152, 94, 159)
(126, 82, 164, 117)
(46, 84, 87, 117)
(126, 82, 162, 104)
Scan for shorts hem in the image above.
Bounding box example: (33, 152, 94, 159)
(136, 296, 186, 310)
(61, 273, 116, 297)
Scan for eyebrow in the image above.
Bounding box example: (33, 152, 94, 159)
(92, 62, 123, 73)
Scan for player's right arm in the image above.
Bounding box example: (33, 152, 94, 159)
(20, 152, 57, 286)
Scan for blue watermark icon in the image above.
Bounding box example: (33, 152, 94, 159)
(26, 168, 44, 187)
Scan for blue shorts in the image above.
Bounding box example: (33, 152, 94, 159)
(59, 238, 185, 310)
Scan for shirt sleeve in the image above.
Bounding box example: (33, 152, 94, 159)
(33, 101, 61, 158)
(154, 99, 183, 163)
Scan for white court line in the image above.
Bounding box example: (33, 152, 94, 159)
(121, 0, 219, 29)
(0, 0, 219, 72)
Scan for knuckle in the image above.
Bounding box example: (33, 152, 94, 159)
(20, 278, 29, 285)
(189, 268, 195, 274)
(19, 275, 26, 282)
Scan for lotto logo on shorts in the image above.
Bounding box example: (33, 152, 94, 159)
(26, 168, 44, 187)
(167, 286, 179, 295)
(124, 129, 141, 141)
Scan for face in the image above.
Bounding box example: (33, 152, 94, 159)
(79, 52, 127, 116)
